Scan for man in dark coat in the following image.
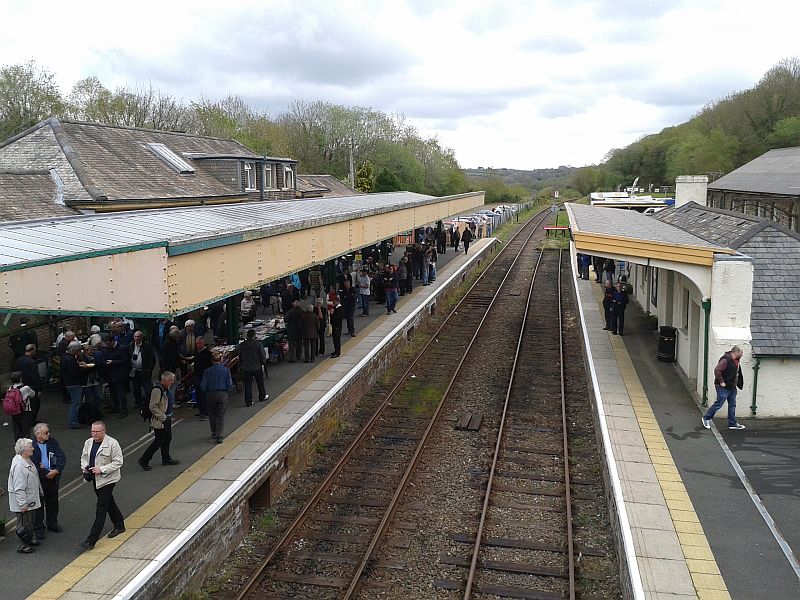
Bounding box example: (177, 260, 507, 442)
(238, 329, 268, 406)
(150, 318, 173, 364)
(31, 422, 66, 537)
(17, 343, 43, 422)
(461, 227, 474, 254)
(703, 345, 746, 430)
(193, 337, 213, 419)
(128, 330, 156, 409)
(602, 281, 615, 331)
(300, 305, 320, 363)
(329, 301, 344, 358)
(280, 284, 295, 314)
(284, 300, 304, 362)
(338, 279, 358, 336)
(104, 336, 130, 418)
(610, 282, 629, 335)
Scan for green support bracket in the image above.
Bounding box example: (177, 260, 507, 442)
(701, 298, 711, 407)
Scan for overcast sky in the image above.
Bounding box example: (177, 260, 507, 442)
(2, 0, 798, 169)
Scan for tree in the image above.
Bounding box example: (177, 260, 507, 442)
(0, 61, 66, 139)
(766, 116, 800, 148)
(355, 160, 375, 193)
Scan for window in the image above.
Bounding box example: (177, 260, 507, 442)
(146, 143, 195, 174)
(264, 164, 274, 189)
(243, 162, 258, 191)
(283, 166, 294, 190)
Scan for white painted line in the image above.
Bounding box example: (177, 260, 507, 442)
(708, 420, 800, 581)
(570, 248, 646, 600)
(111, 238, 498, 600)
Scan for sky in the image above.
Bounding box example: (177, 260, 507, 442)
(2, 0, 798, 169)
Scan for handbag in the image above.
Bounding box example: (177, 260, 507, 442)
(16, 523, 34, 545)
(325, 323, 333, 337)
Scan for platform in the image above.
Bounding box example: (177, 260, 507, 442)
(14, 238, 497, 600)
(573, 267, 800, 599)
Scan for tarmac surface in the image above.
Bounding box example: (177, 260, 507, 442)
(0, 240, 471, 600)
(617, 293, 800, 599)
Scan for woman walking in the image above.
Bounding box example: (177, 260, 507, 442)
(8, 437, 43, 553)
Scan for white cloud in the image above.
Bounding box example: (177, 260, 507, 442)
(1, 0, 798, 169)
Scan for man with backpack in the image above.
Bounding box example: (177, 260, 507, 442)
(137, 372, 180, 470)
(4, 371, 34, 440)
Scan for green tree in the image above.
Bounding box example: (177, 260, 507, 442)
(355, 160, 375, 192)
(0, 61, 66, 139)
(766, 116, 800, 148)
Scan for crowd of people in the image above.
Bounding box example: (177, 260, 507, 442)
(577, 254, 630, 336)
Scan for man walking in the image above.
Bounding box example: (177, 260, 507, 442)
(80, 421, 125, 550)
(201, 352, 234, 443)
(31, 422, 65, 537)
(702, 346, 746, 430)
(238, 330, 268, 405)
(137, 372, 180, 470)
(339, 279, 358, 336)
(461, 227, 473, 254)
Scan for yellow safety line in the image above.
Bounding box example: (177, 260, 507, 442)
(589, 276, 730, 600)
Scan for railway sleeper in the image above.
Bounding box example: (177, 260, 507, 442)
(437, 553, 605, 580)
(434, 578, 561, 600)
(449, 533, 606, 557)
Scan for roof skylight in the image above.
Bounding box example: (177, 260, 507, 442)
(146, 143, 196, 174)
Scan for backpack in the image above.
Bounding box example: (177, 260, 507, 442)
(140, 383, 164, 422)
(3, 386, 24, 416)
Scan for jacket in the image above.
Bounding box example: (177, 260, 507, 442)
(314, 305, 328, 328)
(330, 305, 344, 329)
(611, 289, 629, 310)
(32, 436, 67, 480)
(161, 337, 181, 373)
(61, 353, 87, 387)
(150, 319, 174, 351)
(128, 341, 156, 378)
(339, 285, 357, 308)
(200, 363, 233, 392)
(104, 342, 129, 383)
(194, 346, 213, 380)
(238, 339, 266, 371)
(16, 354, 43, 393)
(300, 311, 320, 339)
(714, 352, 744, 389)
(461, 228, 473, 244)
(80, 434, 123, 489)
(285, 307, 304, 340)
(148, 383, 169, 429)
(8, 454, 42, 512)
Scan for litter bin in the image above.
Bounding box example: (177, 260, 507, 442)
(657, 326, 677, 363)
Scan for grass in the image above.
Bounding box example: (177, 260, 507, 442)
(255, 510, 277, 530)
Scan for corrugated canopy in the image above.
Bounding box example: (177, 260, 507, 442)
(0, 191, 439, 271)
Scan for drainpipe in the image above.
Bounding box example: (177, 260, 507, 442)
(701, 297, 711, 406)
(645, 258, 651, 316)
(750, 357, 761, 416)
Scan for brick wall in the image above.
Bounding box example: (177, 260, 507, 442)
(135, 241, 499, 600)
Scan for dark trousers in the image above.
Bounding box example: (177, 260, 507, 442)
(30, 394, 41, 423)
(345, 305, 356, 334)
(243, 369, 266, 403)
(141, 417, 173, 465)
(464, 241, 471, 254)
(303, 338, 316, 362)
(130, 370, 151, 408)
(11, 411, 32, 441)
(194, 376, 207, 415)
(613, 308, 626, 334)
(207, 390, 228, 439)
(33, 476, 60, 535)
(360, 295, 370, 315)
(332, 327, 342, 356)
(108, 380, 128, 415)
(288, 338, 302, 362)
(317, 327, 326, 355)
(88, 481, 124, 543)
(604, 305, 614, 329)
(405, 276, 412, 294)
(17, 510, 36, 549)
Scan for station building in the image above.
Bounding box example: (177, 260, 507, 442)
(567, 173, 800, 418)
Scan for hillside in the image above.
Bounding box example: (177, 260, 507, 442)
(465, 166, 576, 188)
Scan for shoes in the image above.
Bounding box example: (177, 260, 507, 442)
(349, 332, 356, 336)
(611, 331, 618, 335)
(701, 417, 710, 429)
(245, 401, 253, 407)
(162, 459, 180, 466)
(18, 546, 34, 553)
(216, 436, 224, 444)
(729, 423, 746, 430)
(618, 332, 624, 336)
(392, 309, 397, 313)
(80, 539, 95, 550)
(330, 353, 340, 358)
(386, 311, 391, 315)
(48, 525, 63, 533)
(602, 327, 610, 331)
(30, 538, 42, 546)
(259, 395, 269, 402)
(137, 458, 152, 471)
(107, 526, 126, 538)
(199, 415, 208, 421)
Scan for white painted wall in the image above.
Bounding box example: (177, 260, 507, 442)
(675, 175, 708, 208)
(753, 358, 800, 416)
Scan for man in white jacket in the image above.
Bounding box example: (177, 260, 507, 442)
(80, 421, 125, 550)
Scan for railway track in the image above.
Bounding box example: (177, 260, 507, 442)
(231, 209, 553, 600)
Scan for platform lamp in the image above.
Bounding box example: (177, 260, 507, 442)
(701, 297, 711, 406)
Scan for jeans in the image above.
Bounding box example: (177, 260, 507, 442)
(429, 263, 437, 281)
(704, 385, 739, 427)
(385, 289, 398, 313)
(87, 482, 124, 543)
(67, 385, 83, 427)
(360, 294, 370, 315)
(422, 267, 429, 285)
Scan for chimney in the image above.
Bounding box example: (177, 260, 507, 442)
(674, 175, 708, 208)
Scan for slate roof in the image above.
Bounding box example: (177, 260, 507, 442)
(656, 202, 800, 356)
(0, 171, 79, 221)
(296, 174, 362, 198)
(0, 117, 262, 204)
(567, 202, 721, 248)
(708, 146, 800, 197)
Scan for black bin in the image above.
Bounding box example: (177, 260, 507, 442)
(657, 326, 677, 363)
